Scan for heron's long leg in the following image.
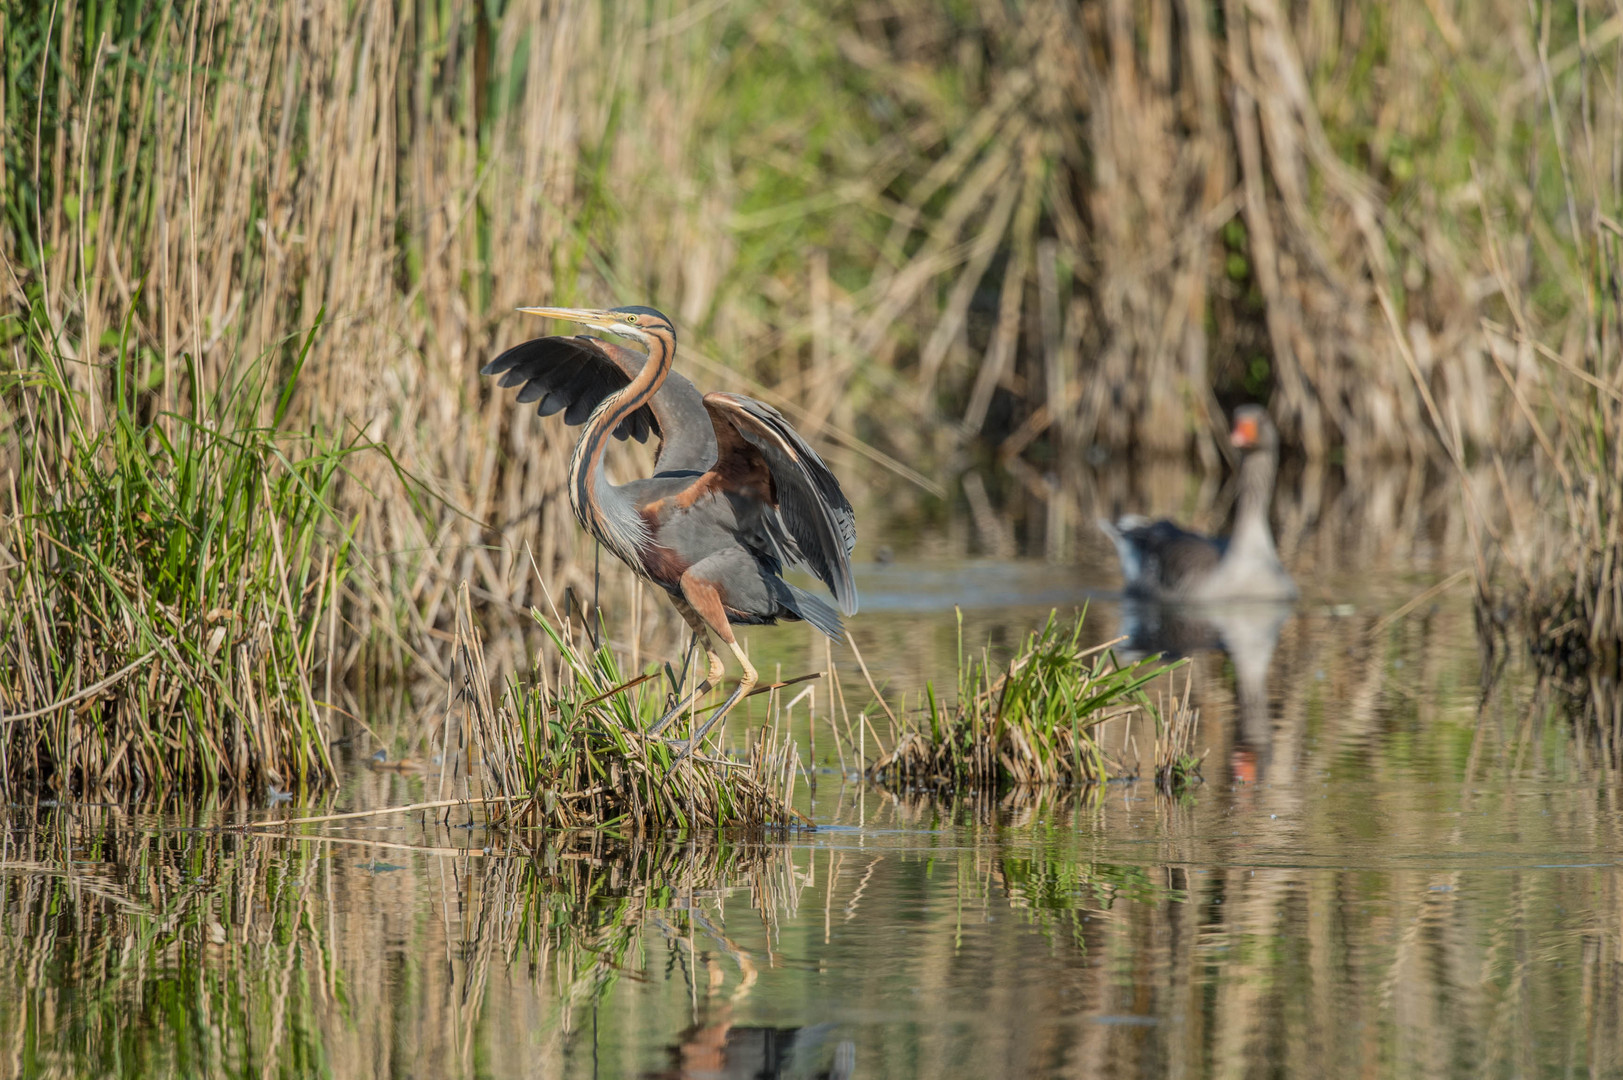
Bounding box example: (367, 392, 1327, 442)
(659, 573, 754, 762)
(648, 597, 726, 736)
(669, 638, 756, 766)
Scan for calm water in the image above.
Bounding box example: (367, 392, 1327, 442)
(5, 467, 1620, 1079)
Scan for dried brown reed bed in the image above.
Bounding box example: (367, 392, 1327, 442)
(1398, 7, 1623, 691)
(6, 0, 1619, 797)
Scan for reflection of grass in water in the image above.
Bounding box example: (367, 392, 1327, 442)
(0, 813, 800, 1079)
(1, 812, 337, 1078)
(876, 787, 1184, 955)
(507, 838, 799, 1030)
(868, 610, 1179, 790)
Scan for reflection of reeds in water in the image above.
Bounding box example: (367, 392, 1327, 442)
(0, 807, 341, 1078)
(868, 611, 1176, 789)
(800, 669, 1623, 1079)
(11, 588, 1623, 1078)
(0, 810, 805, 1080)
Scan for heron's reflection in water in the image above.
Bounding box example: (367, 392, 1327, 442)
(1116, 598, 1293, 782)
(648, 1008, 855, 1079)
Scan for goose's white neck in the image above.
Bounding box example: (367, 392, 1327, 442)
(1226, 445, 1280, 562)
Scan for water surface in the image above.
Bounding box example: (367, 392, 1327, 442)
(4, 468, 1615, 1079)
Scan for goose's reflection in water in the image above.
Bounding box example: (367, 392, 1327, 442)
(1116, 598, 1293, 783)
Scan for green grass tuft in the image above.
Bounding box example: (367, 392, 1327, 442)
(449, 588, 808, 833)
(868, 609, 1180, 790)
(0, 302, 363, 794)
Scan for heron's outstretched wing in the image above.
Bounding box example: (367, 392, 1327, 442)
(704, 392, 858, 616)
(481, 335, 659, 442)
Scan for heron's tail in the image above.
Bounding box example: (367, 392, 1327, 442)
(779, 582, 844, 640)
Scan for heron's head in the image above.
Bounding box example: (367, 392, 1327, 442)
(516, 304, 675, 346)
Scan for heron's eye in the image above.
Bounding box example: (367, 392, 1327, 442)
(622, 313, 639, 325)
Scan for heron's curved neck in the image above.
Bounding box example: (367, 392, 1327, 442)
(569, 328, 675, 556)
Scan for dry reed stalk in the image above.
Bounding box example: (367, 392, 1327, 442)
(1152, 673, 1202, 795)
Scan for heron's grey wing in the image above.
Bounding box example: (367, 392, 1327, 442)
(480, 335, 657, 443)
(703, 392, 858, 616)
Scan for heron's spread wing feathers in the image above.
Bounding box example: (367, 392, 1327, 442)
(481, 335, 658, 443)
(703, 392, 858, 616)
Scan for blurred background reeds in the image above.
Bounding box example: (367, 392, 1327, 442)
(3, 0, 1621, 790)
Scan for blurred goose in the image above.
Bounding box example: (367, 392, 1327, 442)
(1098, 405, 1296, 602)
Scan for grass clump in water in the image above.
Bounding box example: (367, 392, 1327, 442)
(0, 306, 359, 794)
(1152, 677, 1202, 796)
(449, 589, 808, 833)
(868, 610, 1178, 791)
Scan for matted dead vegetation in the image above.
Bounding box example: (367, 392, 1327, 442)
(440, 586, 809, 833)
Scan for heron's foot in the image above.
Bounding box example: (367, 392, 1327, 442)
(658, 637, 754, 769)
(661, 711, 726, 760)
(647, 679, 714, 738)
(664, 687, 750, 767)
(662, 735, 721, 767)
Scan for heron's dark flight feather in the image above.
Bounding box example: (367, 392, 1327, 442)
(483, 334, 722, 472)
(703, 392, 858, 616)
(482, 335, 658, 443)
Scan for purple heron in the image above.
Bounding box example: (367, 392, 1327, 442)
(483, 305, 856, 752)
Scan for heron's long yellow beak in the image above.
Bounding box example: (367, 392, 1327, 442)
(517, 305, 616, 326)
